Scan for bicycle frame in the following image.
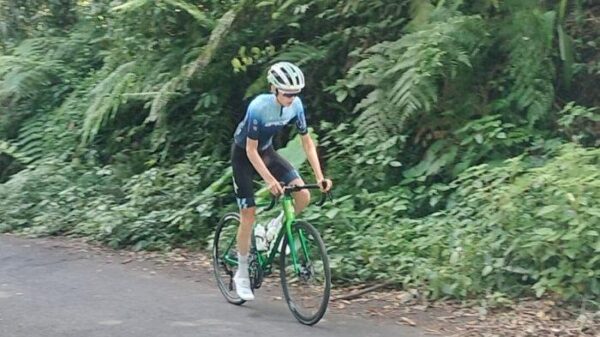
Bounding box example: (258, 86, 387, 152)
(214, 183, 333, 325)
(254, 194, 306, 276)
(221, 184, 329, 277)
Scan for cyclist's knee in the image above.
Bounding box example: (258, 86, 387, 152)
(288, 177, 310, 204)
(297, 189, 310, 203)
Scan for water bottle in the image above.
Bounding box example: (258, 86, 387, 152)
(254, 224, 267, 251)
(265, 212, 284, 245)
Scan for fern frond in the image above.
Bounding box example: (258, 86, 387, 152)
(353, 90, 391, 137)
(12, 37, 64, 56)
(139, 6, 240, 134)
(0, 53, 63, 103)
(272, 42, 328, 66)
(0, 140, 34, 165)
(347, 15, 486, 140)
(145, 76, 182, 125)
(185, 7, 237, 79)
(80, 61, 137, 146)
(500, 9, 556, 126)
(112, 0, 214, 27)
(0, 37, 66, 104)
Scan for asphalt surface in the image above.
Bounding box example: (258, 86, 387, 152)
(0, 234, 436, 337)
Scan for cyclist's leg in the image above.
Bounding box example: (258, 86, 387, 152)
(231, 144, 257, 300)
(237, 207, 255, 256)
(262, 147, 310, 214)
(288, 177, 310, 214)
(231, 144, 257, 255)
(236, 207, 256, 300)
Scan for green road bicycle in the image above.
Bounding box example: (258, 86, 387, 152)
(212, 184, 333, 325)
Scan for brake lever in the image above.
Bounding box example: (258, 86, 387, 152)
(264, 194, 278, 211)
(316, 191, 333, 207)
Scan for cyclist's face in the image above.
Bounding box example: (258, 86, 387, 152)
(276, 90, 299, 107)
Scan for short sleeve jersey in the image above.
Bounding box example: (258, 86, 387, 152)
(233, 93, 308, 150)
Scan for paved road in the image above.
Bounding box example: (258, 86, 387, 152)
(0, 235, 435, 337)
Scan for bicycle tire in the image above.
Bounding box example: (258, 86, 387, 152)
(279, 220, 331, 325)
(212, 212, 246, 305)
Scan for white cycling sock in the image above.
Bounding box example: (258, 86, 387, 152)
(236, 253, 249, 279)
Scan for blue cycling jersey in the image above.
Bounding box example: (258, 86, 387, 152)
(233, 93, 308, 151)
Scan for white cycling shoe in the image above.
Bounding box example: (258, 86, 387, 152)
(233, 275, 255, 301)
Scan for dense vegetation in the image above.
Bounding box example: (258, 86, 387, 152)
(1, 0, 598, 305)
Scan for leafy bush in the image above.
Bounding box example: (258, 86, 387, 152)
(0, 156, 229, 250)
(0, 159, 119, 234)
(314, 144, 599, 301)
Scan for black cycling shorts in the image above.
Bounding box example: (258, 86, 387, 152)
(231, 144, 301, 209)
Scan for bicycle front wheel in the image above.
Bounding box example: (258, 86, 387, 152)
(212, 212, 245, 305)
(279, 220, 331, 325)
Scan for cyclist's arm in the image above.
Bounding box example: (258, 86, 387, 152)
(243, 101, 276, 185)
(246, 138, 279, 187)
(300, 133, 326, 184)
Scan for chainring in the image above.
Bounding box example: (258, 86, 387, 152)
(248, 251, 264, 289)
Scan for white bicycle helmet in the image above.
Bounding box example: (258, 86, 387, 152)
(267, 61, 305, 92)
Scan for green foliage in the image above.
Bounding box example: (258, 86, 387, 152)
(0, 38, 66, 110)
(339, 14, 487, 140)
(557, 102, 600, 147)
(72, 157, 226, 250)
(442, 143, 600, 300)
(0, 140, 33, 166)
(112, 0, 215, 27)
(0, 160, 90, 234)
(0, 155, 227, 249)
(449, 114, 532, 174)
(321, 121, 403, 192)
(0, 131, 313, 248)
(314, 144, 600, 301)
(493, 7, 557, 127)
(81, 62, 137, 146)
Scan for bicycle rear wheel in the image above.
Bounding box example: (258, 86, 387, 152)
(212, 212, 245, 305)
(279, 220, 331, 325)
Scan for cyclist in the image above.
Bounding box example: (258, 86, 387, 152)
(231, 61, 332, 300)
